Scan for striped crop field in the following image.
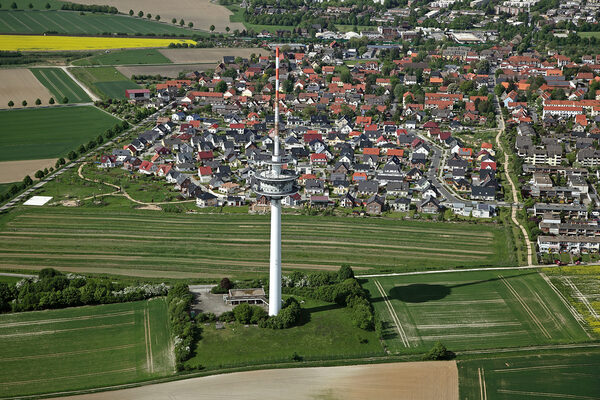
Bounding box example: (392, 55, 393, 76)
(364, 270, 591, 354)
(0, 299, 173, 398)
(0, 10, 192, 36)
(0, 34, 195, 51)
(30, 67, 91, 103)
(542, 265, 600, 337)
(458, 348, 600, 400)
(0, 208, 515, 279)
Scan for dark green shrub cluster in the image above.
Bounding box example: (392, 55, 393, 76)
(167, 283, 197, 369)
(60, 3, 118, 13)
(210, 277, 232, 294)
(0, 268, 167, 313)
(422, 342, 455, 361)
(259, 297, 301, 329)
(232, 303, 267, 324)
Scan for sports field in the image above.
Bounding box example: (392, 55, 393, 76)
(0, 298, 173, 398)
(0, 10, 192, 36)
(363, 270, 590, 354)
(30, 67, 91, 103)
(0, 106, 119, 162)
(73, 48, 173, 66)
(70, 66, 140, 99)
(459, 347, 600, 400)
(0, 208, 514, 279)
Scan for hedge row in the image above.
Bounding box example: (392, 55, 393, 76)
(167, 283, 197, 370)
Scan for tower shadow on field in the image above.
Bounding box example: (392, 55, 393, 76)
(370, 272, 537, 304)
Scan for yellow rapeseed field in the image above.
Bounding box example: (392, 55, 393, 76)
(0, 35, 195, 51)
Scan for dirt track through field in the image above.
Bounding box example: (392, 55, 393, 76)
(0, 68, 53, 110)
(70, 0, 244, 32)
(0, 310, 134, 329)
(0, 158, 57, 183)
(59, 361, 459, 400)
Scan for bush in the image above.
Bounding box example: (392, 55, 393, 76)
(260, 297, 301, 329)
(166, 283, 196, 369)
(423, 342, 454, 360)
(338, 265, 354, 281)
(219, 310, 235, 322)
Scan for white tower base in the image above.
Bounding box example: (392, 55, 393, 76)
(268, 199, 282, 316)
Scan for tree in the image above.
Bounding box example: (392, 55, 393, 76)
(188, 22, 193, 28)
(210, 24, 215, 32)
(171, 18, 176, 24)
(338, 265, 354, 281)
(62, 96, 68, 104)
(35, 98, 41, 105)
(10, 2, 16, 9)
(146, 13, 152, 19)
(49, 97, 55, 104)
(7, 100, 13, 108)
(220, 277, 232, 290)
(138, 10, 143, 18)
(423, 342, 454, 360)
(155, 14, 160, 21)
(34, 170, 44, 179)
(215, 80, 227, 93)
(28, 2, 33, 9)
(129, 9, 134, 16)
(67, 151, 77, 160)
(233, 303, 253, 324)
(225, 26, 230, 33)
(21, 100, 27, 107)
(45, 2, 51, 9)
(22, 175, 33, 187)
(179, 18, 185, 26)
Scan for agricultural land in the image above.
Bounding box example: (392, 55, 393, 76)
(70, 0, 245, 32)
(0, 159, 58, 184)
(116, 64, 214, 79)
(363, 270, 591, 354)
(62, 362, 459, 400)
(30, 67, 91, 103)
(0, 10, 193, 36)
(0, 298, 173, 398)
(158, 48, 270, 64)
(0, 35, 195, 51)
(458, 347, 600, 400)
(69, 67, 140, 100)
(0, 68, 53, 109)
(72, 49, 173, 67)
(0, 206, 515, 279)
(0, 106, 119, 162)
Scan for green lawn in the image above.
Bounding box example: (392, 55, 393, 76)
(185, 297, 383, 370)
(458, 348, 600, 400)
(30, 67, 91, 103)
(69, 66, 140, 99)
(72, 49, 173, 66)
(0, 10, 193, 36)
(363, 270, 591, 354)
(0, 205, 514, 279)
(335, 24, 376, 32)
(0, 106, 119, 162)
(579, 32, 600, 39)
(0, 298, 173, 398)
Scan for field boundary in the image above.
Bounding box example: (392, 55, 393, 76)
(374, 280, 410, 348)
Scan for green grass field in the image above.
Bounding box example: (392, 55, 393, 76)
(0, 298, 173, 398)
(0, 10, 192, 36)
(0, 106, 119, 162)
(70, 66, 140, 99)
(364, 270, 591, 354)
(30, 67, 91, 103)
(72, 49, 173, 66)
(185, 297, 383, 370)
(0, 207, 515, 279)
(458, 347, 600, 399)
(226, 5, 293, 33)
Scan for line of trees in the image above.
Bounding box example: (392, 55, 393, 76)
(0, 268, 167, 313)
(167, 283, 197, 370)
(60, 3, 118, 13)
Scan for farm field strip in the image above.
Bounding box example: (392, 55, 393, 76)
(0, 34, 194, 51)
(0, 299, 172, 398)
(374, 280, 410, 347)
(30, 67, 91, 103)
(0, 10, 192, 35)
(366, 270, 591, 354)
(561, 277, 599, 319)
(458, 350, 600, 400)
